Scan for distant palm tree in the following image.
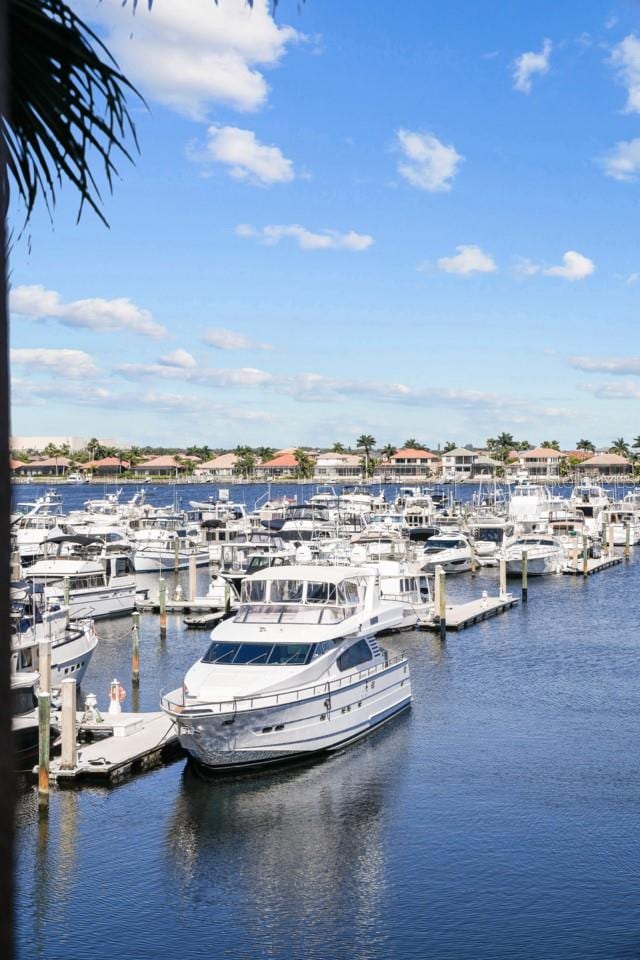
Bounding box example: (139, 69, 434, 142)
(356, 435, 376, 476)
(442, 441, 457, 453)
(234, 447, 256, 479)
(255, 446, 275, 464)
(331, 442, 346, 453)
(403, 438, 423, 450)
(610, 437, 631, 457)
(294, 448, 314, 480)
(540, 440, 561, 451)
(576, 438, 595, 453)
(381, 444, 396, 460)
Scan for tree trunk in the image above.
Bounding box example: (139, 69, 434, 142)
(0, 0, 15, 954)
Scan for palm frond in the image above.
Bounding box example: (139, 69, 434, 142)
(3, 0, 143, 225)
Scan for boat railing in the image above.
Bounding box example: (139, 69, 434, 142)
(160, 654, 408, 717)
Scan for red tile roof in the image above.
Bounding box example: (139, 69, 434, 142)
(259, 453, 299, 468)
(391, 448, 438, 460)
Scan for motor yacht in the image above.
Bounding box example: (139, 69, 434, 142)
(25, 535, 137, 619)
(466, 519, 515, 561)
(508, 483, 553, 529)
(497, 534, 567, 576)
(421, 534, 473, 573)
(161, 564, 411, 772)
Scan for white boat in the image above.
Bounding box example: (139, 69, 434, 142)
(11, 584, 98, 686)
(508, 483, 552, 529)
(498, 534, 567, 576)
(466, 519, 515, 560)
(569, 484, 610, 535)
(132, 528, 209, 572)
(66, 472, 85, 484)
(421, 534, 473, 573)
(601, 507, 640, 545)
(161, 564, 411, 772)
(12, 672, 59, 770)
(25, 535, 137, 619)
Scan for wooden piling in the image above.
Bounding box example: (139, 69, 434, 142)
(224, 579, 231, 615)
(436, 565, 446, 641)
(582, 535, 589, 575)
(470, 542, 477, 576)
(60, 679, 77, 771)
(499, 557, 507, 598)
(38, 638, 51, 698)
(521, 550, 528, 603)
(131, 611, 140, 685)
(63, 576, 70, 624)
(625, 522, 631, 560)
(173, 538, 180, 573)
(10, 550, 21, 580)
(608, 524, 615, 558)
(159, 579, 167, 633)
(38, 692, 51, 807)
(188, 552, 197, 602)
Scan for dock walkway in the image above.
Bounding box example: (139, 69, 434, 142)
(421, 593, 519, 632)
(48, 712, 182, 783)
(563, 556, 623, 576)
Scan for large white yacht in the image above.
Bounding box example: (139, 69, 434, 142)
(497, 534, 567, 576)
(25, 535, 137, 619)
(161, 564, 411, 772)
(508, 483, 553, 529)
(421, 533, 473, 573)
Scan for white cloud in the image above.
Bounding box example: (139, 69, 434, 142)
(158, 349, 197, 368)
(513, 257, 541, 276)
(192, 125, 294, 185)
(600, 137, 640, 181)
(10, 284, 166, 339)
(117, 362, 275, 388)
(437, 244, 497, 276)
(568, 355, 640, 375)
(513, 39, 552, 94)
(543, 250, 595, 281)
(74, 0, 301, 120)
(610, 34, 640, 113)
(11, 348, 100, 380)
(579, 380, 640, 399)
(236, 223, 373, 251)
(396, 129, 463, 192)
(203, 328, 273, 351)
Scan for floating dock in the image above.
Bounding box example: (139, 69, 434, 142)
(420, 593, 519, 632)
(563, 556, 624, 576)
(136, 596, 227, 614)
(47, 712, 182, 784)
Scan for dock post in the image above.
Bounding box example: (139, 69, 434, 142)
(521, 550, 528, 603)
(582, 535, 589, 575)
(10, 550, 21, 580)
(608, 524, 615, 558)
(60, 679, 77, 771)
(470, 542, 477, 576)
(625, 522, 631, 560)
(159, 578, 167, 634)
(224, 579, 231, 615)
(188, 552, 197, 602)
(174, 538, 180, 573)
(436, 565, 446, 641)
(131, 611, 140, 685)
(38, 638, 51, 698)
(499, 557, 507, 598)
(602, 524, 608, 553)
(63, 576, 70, 624)
(38, 692, 51, 809)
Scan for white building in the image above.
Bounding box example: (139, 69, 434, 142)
(441, 448, 478, 481)
(10, 436, 117, 453)
(314, 453, 362, 480)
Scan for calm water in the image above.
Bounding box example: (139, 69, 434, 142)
(14, 483, 640, 959)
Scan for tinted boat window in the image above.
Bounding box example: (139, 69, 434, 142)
(202, 642, 241, 664)
(338, 639, 373, 672)
(233, 643, 273, 664)
(268, 643, 314, 665)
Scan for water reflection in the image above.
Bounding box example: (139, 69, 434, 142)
(166, 716, 411, 956)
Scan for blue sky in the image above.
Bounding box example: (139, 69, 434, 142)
(9, 0, 640, 449)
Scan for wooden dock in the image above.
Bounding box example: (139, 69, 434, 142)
(47, 712, 182, 784)
(563, 556, 624, 576)
(420, 593, 519, 632)
(137, 596, 227, 614)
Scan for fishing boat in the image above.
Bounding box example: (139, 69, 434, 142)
(161, 564, 411, 772)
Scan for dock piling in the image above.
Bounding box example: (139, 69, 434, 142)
(159, 578, 167, 634)
(131, 611, 140, 685)
(38, 692, 51, 808)
(470, 543, 477, 576)
(173, 539, 180, 573)
(38, 638, 51, 698)
(608, 524, 615, 558)
(188, 552, 197, 602)
(435, 565, 447, 641)
(625, 522, 631, 559)
(60, 679, 77, 771)
(499, 557, 507, 598)
(582, 535, 589, 575)
(521, 550, 528, 603)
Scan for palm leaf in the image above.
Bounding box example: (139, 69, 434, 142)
(3, 0, 143, 225)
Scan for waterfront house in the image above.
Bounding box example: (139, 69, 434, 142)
(579, 453, 633, 478)
(83, 456, 129, 476)
(472, 455, 502, 477)
(130, 455, 187, 477)
(14, 456, 71, 477)
(255, 452, 302, 479)
(516, 447, 565, 480)
(314, 452, 363, 480)
(376, 448, 439, 481)
(441, 448, 478, 481)
(194, 453, 238, 480)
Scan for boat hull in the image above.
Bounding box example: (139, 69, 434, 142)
(168, 658, 411, 772)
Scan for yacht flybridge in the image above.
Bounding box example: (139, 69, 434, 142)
(161, 564, 412, 772)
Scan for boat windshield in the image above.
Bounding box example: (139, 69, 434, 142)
(202, 640, 317, 666)
(241, 578, 360, 606)
(471, 528, 503, 543)
(424, 538, 463, 551)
